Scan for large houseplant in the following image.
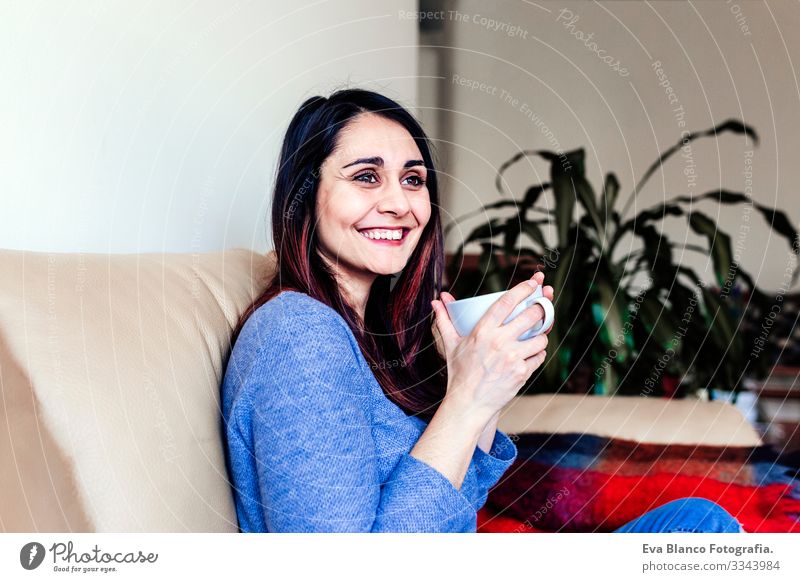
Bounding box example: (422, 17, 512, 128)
(444, 120, 799, 397)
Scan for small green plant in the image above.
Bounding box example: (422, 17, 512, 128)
(445, 120, 799, 396)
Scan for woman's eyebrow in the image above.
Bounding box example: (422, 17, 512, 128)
(341, 156, 425, 169)
(342, 156, 382, 169)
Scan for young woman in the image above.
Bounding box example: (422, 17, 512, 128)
(221, 88, 744, 534)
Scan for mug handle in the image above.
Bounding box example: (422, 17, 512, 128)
(525, 297, 554, 337)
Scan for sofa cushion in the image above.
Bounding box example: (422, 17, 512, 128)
(0, 247, 275, 532)
(498, 393, 762, 446)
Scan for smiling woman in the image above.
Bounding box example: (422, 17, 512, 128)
(228, 89, 448, 418)
(219, 88, 745, 535)
(220, 88, 520, 533)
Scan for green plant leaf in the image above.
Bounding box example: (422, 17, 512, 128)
(676, 265, 705, 287)
(601, 172, 620, 215)
(699, 286, 744, 387)
(674, 190, 798, 256)
(550, 150, 585, 247)
(495, 149, 556, 196)
(523, 184, 548, 207)
(677, 190, 800, 286)
(601, 173, 621, 241)
(632, 224, 674, 285)
(477, 242, 505, 293)
(551, 245, 576, 304)
(619, 204, 685, 234)
(712, 120, 760, 145)
(619, 119, 758, 217)
(444, 201, 521, 237)
(705, 292, 738, 350)
(520, 218, 548, 251)
(552, 174, 575, 247)
(688, 211, 733, 288)
(503, 216, 522, 253)
(575, 174, 605, 240)
(637, 295, 677, 348)
(591, 278, 630, 362)
(613, 188, 800, 288)
(756, 207, 800, 257)
(465, 217, 506, 244)
(540, 244, 577, 388)
(733, 266, 770, 305)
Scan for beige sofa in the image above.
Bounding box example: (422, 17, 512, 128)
(0, 248, 761, 532)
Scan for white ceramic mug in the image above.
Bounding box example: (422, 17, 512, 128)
(444, 284, 555, 341)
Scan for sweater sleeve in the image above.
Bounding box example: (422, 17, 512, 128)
(238, 303, 476, 533)
(468, 428, 518, 510)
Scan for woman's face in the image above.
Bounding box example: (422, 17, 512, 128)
(315, 113, 432, 286)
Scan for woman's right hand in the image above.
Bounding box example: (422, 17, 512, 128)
(431, 276, 550, 427)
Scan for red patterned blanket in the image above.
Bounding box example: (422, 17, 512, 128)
(478, 432, 800, 533)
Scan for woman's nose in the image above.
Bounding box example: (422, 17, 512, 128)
(376, 180, 411, 215)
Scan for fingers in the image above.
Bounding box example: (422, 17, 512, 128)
(499, 272, 550, 339)
(519, 332, 548, 359)
(440, 291, 456, 304)
(477, 278, 538, 332)
(532, 272, 553, 300)
(430, 298, 460, 352)
(430, 307, 447, 358)
(503, 300, 547, 339)
(525, 349, 547, 374)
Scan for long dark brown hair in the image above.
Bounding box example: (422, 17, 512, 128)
(230, 88, 448, 420)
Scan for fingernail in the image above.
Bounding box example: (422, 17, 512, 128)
(527, 279, 537, 287)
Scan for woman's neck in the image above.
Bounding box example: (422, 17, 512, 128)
(320, 255, 375, 325)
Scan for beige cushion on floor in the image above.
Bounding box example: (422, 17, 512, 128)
(499, 393, 762, 446)
(0, 248, 275, 532)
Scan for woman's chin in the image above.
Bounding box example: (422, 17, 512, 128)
(371, 266, 405, 277)
(362, 259, 408, 276)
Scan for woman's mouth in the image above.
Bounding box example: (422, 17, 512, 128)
(356, 227, 410, 246)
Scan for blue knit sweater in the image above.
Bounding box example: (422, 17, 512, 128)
(221, 290, 518, 533)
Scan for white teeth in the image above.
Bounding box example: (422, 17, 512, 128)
(360, 229, 404, 240)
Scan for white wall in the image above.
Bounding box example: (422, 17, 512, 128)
(0, 0, 419, 254)
(420, 0, 800, 292)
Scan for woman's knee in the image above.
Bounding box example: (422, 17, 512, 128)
(658, 497, 742, 533)
(614, 497, 744, 533)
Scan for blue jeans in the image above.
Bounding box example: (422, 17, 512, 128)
(613, 497, 745, 533)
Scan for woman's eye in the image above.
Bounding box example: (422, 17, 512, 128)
(354, 172, 378, 184)
(406, 174, 425, 186)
